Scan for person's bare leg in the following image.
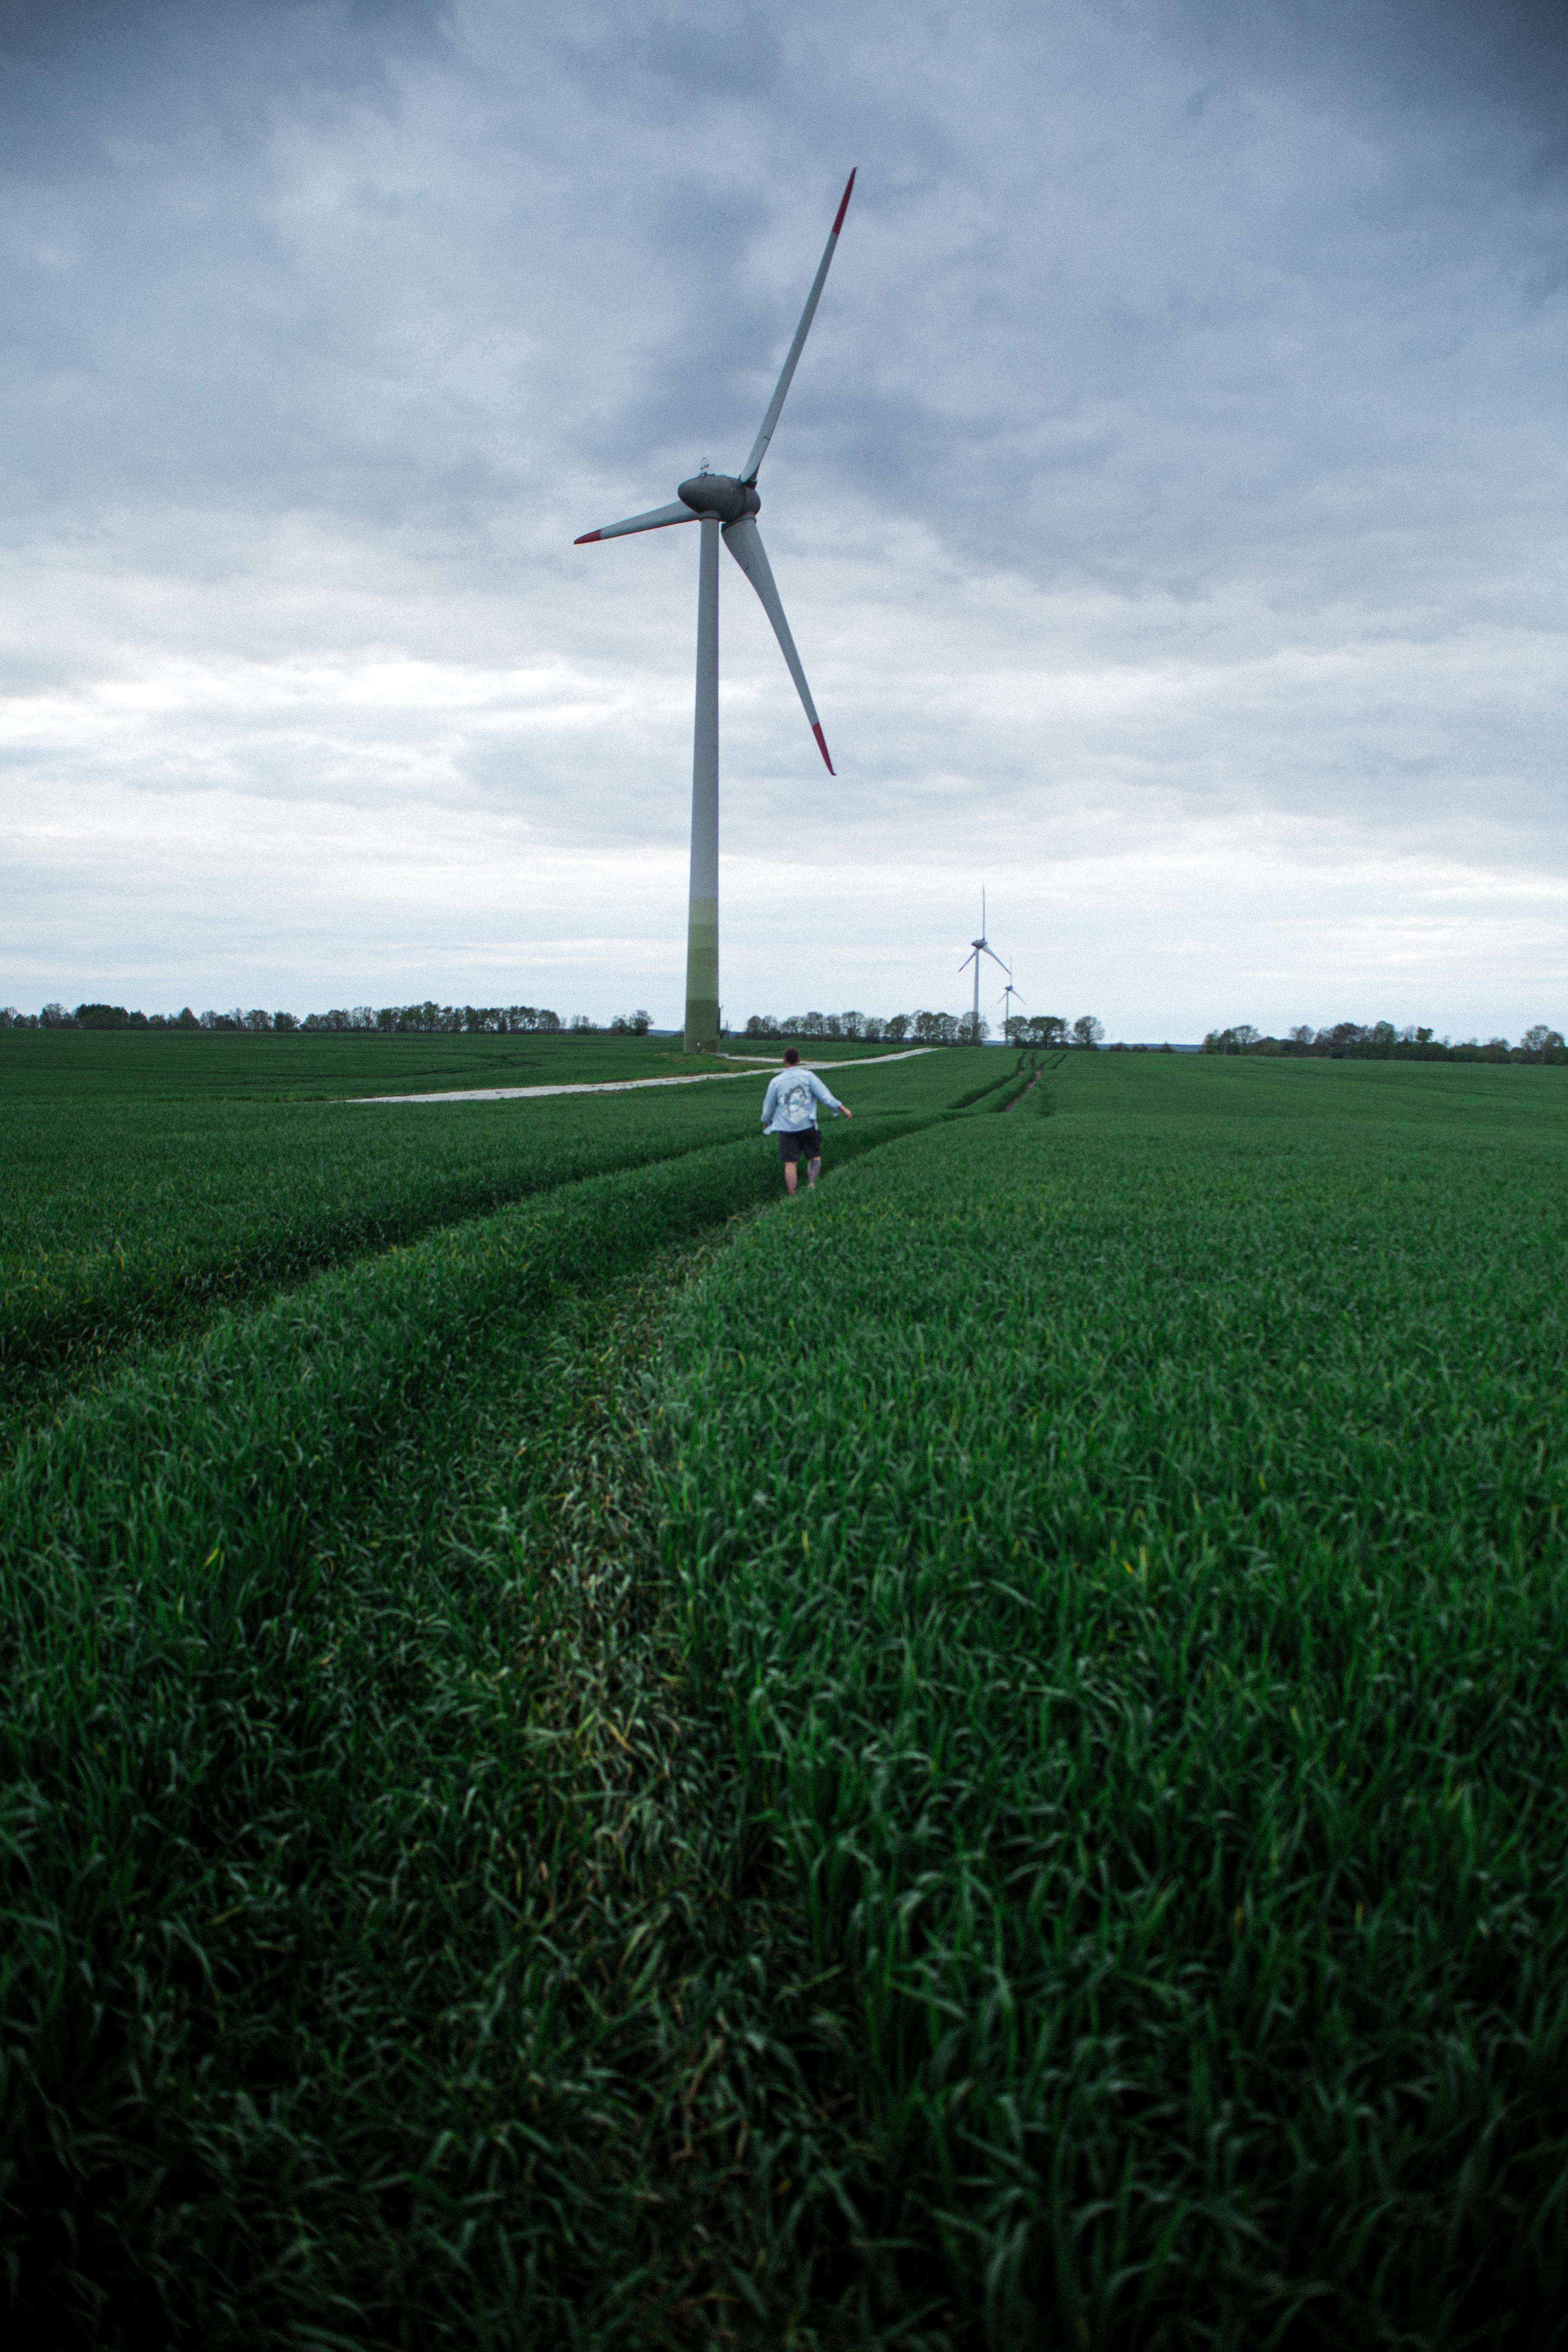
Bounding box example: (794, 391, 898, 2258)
(784, 1159, 799, 1194)
(807, 1156, 822, 1188)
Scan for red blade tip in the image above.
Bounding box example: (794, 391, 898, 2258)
(832, 168, 856, 237)
(573, 530, 602, 545)
(812, 721, 835, 775)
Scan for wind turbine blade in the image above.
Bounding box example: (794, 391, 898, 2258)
(722, 515, 833, 772)
(739, 170, 856, 484)
(575, 501, 695, 545)
(980, 943, 1010, 974)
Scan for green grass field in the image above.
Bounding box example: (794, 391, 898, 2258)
(0, 1026, 733, 1101)
(3, 1039, 1566, 2348)
(0, 1026, 901, 1104)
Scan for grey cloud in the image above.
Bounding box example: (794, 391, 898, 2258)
(0, 0, 1563, 1030)
(1179, 1, 1568, 151)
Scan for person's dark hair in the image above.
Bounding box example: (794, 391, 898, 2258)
(783, 1046, 801, 1065)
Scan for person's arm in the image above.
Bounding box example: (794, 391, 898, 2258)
(809, 1070, 850, 1118)
(760, 1075, 780, 1127)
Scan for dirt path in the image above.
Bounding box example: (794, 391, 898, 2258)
(350, 1047, 936, 1106)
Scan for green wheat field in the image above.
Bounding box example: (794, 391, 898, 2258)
(3, 1031, 1566, 2349)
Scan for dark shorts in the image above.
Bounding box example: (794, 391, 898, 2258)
(777, 1126, 823, 1163)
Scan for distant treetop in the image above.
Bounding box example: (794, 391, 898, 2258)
(1199, 1021, 1565, 1064)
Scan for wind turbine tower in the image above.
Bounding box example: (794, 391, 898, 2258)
(575, 173, 856, 1052)
(959, 892, 1009, 1045)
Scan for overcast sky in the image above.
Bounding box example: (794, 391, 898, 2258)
(1, 0, 1564, 1036)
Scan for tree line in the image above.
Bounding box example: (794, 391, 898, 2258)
(1003, 1014, 1106, 1049)
(0, 1002, 654, 1037)
(743, 1010, 1108, 1047)
(21, 1004, 1553, 1063)
(2, 1001, 1115, 1048)
(743, 1009, 966, 1044)
(1201, 1020, 1568, 1064)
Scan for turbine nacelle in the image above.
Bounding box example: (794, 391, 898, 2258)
(677, 473, 760, 523)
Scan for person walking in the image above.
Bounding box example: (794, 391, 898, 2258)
(760, 1047, 852, 1194)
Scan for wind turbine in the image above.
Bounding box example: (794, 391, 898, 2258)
(575, 171, 856, 1053)
(959, 891, 1008, 1045)
(999, 964, 1025, 1041)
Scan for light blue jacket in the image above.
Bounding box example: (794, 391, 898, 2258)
(761, 1067, 845, 1133)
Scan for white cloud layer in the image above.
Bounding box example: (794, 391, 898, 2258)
(1, 0, 1565, 1035)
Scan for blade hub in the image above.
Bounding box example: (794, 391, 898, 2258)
(677, 473, 761, 523)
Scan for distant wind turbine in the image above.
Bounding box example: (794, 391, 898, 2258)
(959, 891, 1009, 1045)
(999, 965, 1025, 1040)
(575, 171, 857, 1052)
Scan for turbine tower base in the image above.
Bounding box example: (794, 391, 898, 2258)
(684, 899, 720, 1053)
